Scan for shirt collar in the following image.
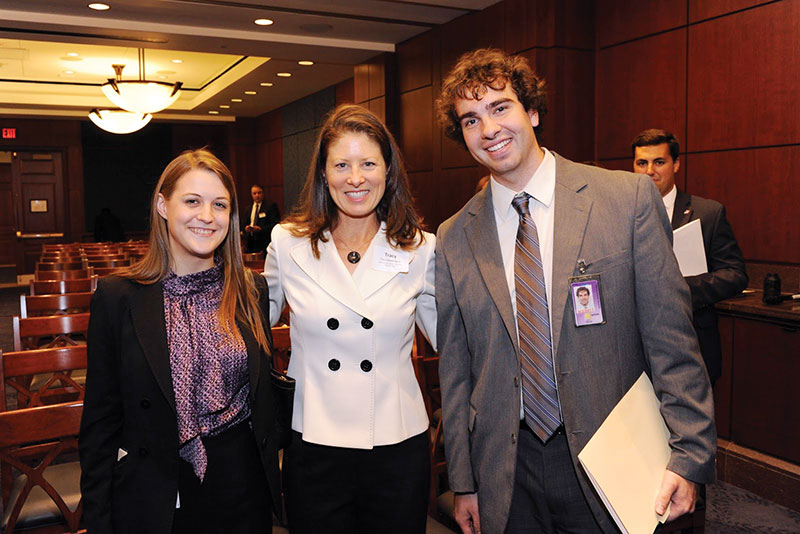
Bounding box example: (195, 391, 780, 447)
(662, 184, 677, 212)
(491, 147, 556, 221)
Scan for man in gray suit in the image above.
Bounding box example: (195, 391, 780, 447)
(435, 48, 716, 533)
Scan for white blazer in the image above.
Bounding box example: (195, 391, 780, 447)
(265, 222, 436, 449)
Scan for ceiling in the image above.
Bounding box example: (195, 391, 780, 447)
(0, 0, 499, 123)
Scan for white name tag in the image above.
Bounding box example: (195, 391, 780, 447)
(373, 245, 410, 273)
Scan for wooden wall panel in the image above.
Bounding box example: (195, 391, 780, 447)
(369, 59, 386, 100)
(407, 171, 436, 232)
(368, 97, 386, 124)
(440, 8, 505, 80)
(430, 166, 487, 229)
(441, 132, 478, 170)
(687, 1, 800, 152)
(685, 147, 800, 264)
(335, 78, 354, 106)
(397, 32, 433, 94)
(399, 87, 434, 173)
(714, 315, 734, 439)
(596, 0, 687, 48)
(596, 29, 686, 159)
(689, 0, 773, 22)
(354, 64, 370, 104)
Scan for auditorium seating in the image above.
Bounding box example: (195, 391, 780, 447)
(30, 278, 98, 296)
(12, 314, 90, 352)
(20, 293, 93, 318)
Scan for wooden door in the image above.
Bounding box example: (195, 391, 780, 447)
(0, 152, 14, 269)
(10, 151, 66, 273)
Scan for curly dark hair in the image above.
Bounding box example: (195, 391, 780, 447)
(436, 48, 547, 148)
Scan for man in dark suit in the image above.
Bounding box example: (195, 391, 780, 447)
(633, 129, 748, 384)
(435, 49, 715, 534)
(241, 184, 280, 253)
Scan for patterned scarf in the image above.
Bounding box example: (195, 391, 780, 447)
(162, 259, 251, 481)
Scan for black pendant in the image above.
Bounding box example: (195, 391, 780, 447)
(347, 251, 361, 264)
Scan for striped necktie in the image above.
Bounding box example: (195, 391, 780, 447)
(512, 193, 561, 441)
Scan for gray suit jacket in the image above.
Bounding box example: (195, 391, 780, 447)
(436, 154, 716, 533)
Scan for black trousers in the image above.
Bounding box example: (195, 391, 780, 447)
(172, 421, 271, 534)
(505, 424, 600, 533)
(285, 430, 430, 534)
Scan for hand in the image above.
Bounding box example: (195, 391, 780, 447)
(251, 225, 262, 231)
(655, 470, 698, 521)
(454, 493, 481, 534)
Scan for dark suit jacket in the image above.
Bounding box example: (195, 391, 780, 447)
(242, 202, 280, 253)
(436, 155, 716, 533)
(672, 189, 748, 383)
(79, 274, 282, 533)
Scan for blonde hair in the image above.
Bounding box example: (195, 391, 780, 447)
(121, 149, 269, 352)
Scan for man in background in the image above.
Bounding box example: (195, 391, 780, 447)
(241, 184, 280, 253)
(633, 129, 748, 384)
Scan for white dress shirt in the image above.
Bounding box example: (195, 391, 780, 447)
(661, 184, 677, 222)
(490, 148, 557, 419)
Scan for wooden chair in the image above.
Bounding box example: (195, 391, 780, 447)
(94, 266, 127, 277)
(86, 259, 130, 268)
(271, 325, 291, 374)
(0, 402, 84, 533)
(35, 268, 95, 281)
(12, 313, 90, 352)
(84, 254, 127, 262)
(0, 346, 87, 411)
(20, 293, 93, 318)
(30, 277, 98, 296)
(35, 262, 87, 272)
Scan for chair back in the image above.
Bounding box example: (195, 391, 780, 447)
(12, 313, 90, 352)
(35, 268, 95, 281)
(0, 402, 83, 533)
(35, 262, 87, 271)
(30, 277, 98, 296)
(20, 293, 93, 318)
(271, 325, 291, 373)
(0, 346, 87, 411)
(86, 258, 130, 268)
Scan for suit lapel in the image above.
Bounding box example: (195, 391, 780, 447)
(672, 189, 693, 230)
(550, 155, 592, 359)
(465, 188, 518, 349)
(130, 282, 176, 411)
(289, 233, 372, 319)
(356, 225, 415, 301)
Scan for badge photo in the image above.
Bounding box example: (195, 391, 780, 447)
(570, 277, 605, 326)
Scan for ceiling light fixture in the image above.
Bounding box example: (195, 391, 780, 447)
(254, 18, 274, 26)
(298, 60, 314, 66)
(260, 82, 273, 87)
(171, 59, 183, 64)
(209, 110, 219, 115)
(88, 3, 110, 10)
(231, 98, 243, 102)
(89, 109, 152, 134)
(276, 72, 291, 77)
(67, 52, 80, 57)
(245, 91, 257, 95)
(101, 49, 183, 114)
(220, 105, 230, 109)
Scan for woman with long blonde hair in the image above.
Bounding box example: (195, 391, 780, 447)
(80, 149, 282, 533)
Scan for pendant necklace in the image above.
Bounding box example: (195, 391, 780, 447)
(334, 230, 376, 265)
(347, 250, 361, 264)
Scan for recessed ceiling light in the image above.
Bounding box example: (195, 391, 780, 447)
(276, 72, 291, 78)
(245, 91, 257, 95)
(67, 52, 80, 57)
(231, 98, 243, 102)
(260, 82, 273, 87)
(220, 105, 230, 109)
(171, 59, 183, 64)
(88, 3, 110, 10)
(254, 18, 273, 26)
(209, 110, 220, 115)
(158, 75, 166, 79)
(63, 70, 74, 75)
(298, 60, 314, 66)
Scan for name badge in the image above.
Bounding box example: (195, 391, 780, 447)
(373, 245, 410, 273)
(569, 275, 606, 326)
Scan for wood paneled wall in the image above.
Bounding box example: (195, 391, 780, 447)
(596, 0, 800, 286)
(394, 0, 596, 231)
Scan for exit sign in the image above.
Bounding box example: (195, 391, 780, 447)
(2, 128, 15, 139)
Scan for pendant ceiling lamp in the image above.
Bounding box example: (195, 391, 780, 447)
(101, 49, 183, 114)
(88, 108, 152, 134)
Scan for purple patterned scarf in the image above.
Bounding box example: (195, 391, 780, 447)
(163, 259, 251, 481)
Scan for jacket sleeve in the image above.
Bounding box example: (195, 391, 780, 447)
(264, 225, 286, 327)
(435, 227, 476, 493)
(414, 234, 437, 352)
(79, 280, 124, 532)
(633, 177, 717, 484)
(685, 204, 748, 309)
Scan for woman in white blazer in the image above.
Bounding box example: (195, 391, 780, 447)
(265, 105, 436, 534)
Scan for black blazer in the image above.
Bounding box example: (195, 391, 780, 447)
(241, 202, 280, 253)
(672, 189, 748, 382)
(79, 274, 281, 533)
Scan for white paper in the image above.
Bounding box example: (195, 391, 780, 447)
(578, 373, 671, 534)
(672, 219, 707, 276)
(372, 245, 410, 273)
